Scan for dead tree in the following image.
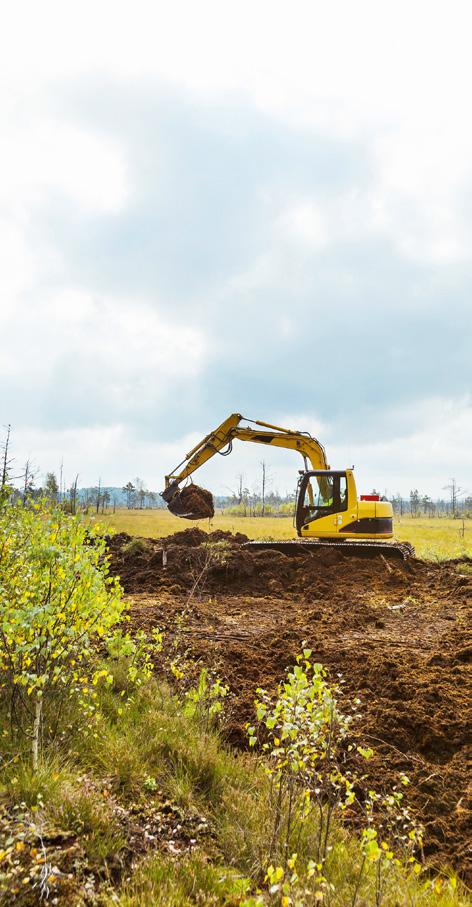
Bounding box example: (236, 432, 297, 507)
(59, 459, 64, 506)
(69, 474, 79, 514)
(260, 460, 272, 516)
(22, 458, 37, 502)
(1, 424, 13, 491)
(443, 478, 465, 518)
(134, 477, 146, 509)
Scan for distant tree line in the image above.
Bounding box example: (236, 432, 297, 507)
(0, 426, 166, 514)
(1, 426, 471, 518)
(121, 479, 159, 510)
(219, 463, 296, 517)
(391, 479, 472, 518)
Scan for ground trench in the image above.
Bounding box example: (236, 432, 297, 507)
(108, 528, 472, 881)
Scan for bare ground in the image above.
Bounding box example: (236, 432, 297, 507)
(108, 529, 472, 880)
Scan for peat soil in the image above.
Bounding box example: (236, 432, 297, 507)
(166, 484, 215, 520)
(108, 528, 472, 881)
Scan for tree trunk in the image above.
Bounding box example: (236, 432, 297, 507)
(32, 694, 42, 770)
(261, 461, 266, 517)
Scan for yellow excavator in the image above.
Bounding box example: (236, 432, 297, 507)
(161, 413, 414, 559)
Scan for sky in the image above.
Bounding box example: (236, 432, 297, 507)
(1, 0, 472, 499)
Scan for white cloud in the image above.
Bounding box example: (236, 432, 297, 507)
(4, 1, 472, 268)
(279, 202, 327, 250)
(371, 126, 472, 263)
(225, 189, 379, 295)
(276, 317, 298, 340)
(3, 1, 471, 132)
(328, 396, 472, 498)
(0, 117, 127, 215)
(0, 289, 207, 410)
(0, 219, 39, 299)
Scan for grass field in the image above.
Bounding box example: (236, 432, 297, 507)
(95, 509, 472, 561)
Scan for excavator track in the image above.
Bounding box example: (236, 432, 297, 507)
(243, 539, 415, 561)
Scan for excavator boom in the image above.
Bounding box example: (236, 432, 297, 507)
(162, 413, 329, 518)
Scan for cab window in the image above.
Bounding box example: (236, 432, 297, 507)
(301, 474, 347, 523)
(310, 476, 334, 508)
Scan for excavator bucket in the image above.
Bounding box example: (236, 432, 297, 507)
(163, 484, 215, 520)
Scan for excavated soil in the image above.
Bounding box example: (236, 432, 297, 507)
(108, 529, 472, 880)
(167, 485, 214, 519)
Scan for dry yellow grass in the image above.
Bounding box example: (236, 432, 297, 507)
(394, 515, 472, 560)
(94, 509, 472, 561)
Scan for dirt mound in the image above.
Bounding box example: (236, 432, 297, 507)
(162, 527, 209, 547)
(108, 529, 410, 596)
(159, 527, 249, 549)
(108, 530, 472, 880)
(167, 484, 214, 519)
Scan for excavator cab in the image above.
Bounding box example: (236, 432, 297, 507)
(295, 468, 395, 540)
(296, 471, 349, 532)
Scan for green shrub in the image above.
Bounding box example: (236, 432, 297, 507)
(0, 501, 125, 767)
(122, 537, 150, 556)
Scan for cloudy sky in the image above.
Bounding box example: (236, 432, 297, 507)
(2, 0, 472, 499)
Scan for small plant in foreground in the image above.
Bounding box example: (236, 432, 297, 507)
(184, 668, 229, 728)
(248, 652, 426, 906)
(186, 539, 232, 602)
(106, 626, 163, 689)
(352, 781, 423, 906)
(122, 537, 150, 556)
(248, 651, 355, 876)
(143, 775, 158, 793)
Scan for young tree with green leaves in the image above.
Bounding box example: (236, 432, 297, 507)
(0, 502, 124, 768)
(122, 481, 136, 509)
(44, 472, 59, 502)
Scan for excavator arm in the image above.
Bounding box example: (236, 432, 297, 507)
(161, 412, 330, 518)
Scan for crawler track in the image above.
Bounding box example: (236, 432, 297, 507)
(244, 539, 415, 560)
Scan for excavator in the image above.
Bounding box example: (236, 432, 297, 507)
(161, 413, 414, 560)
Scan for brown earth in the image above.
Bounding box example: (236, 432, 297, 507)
(108, 529, 472, 880)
